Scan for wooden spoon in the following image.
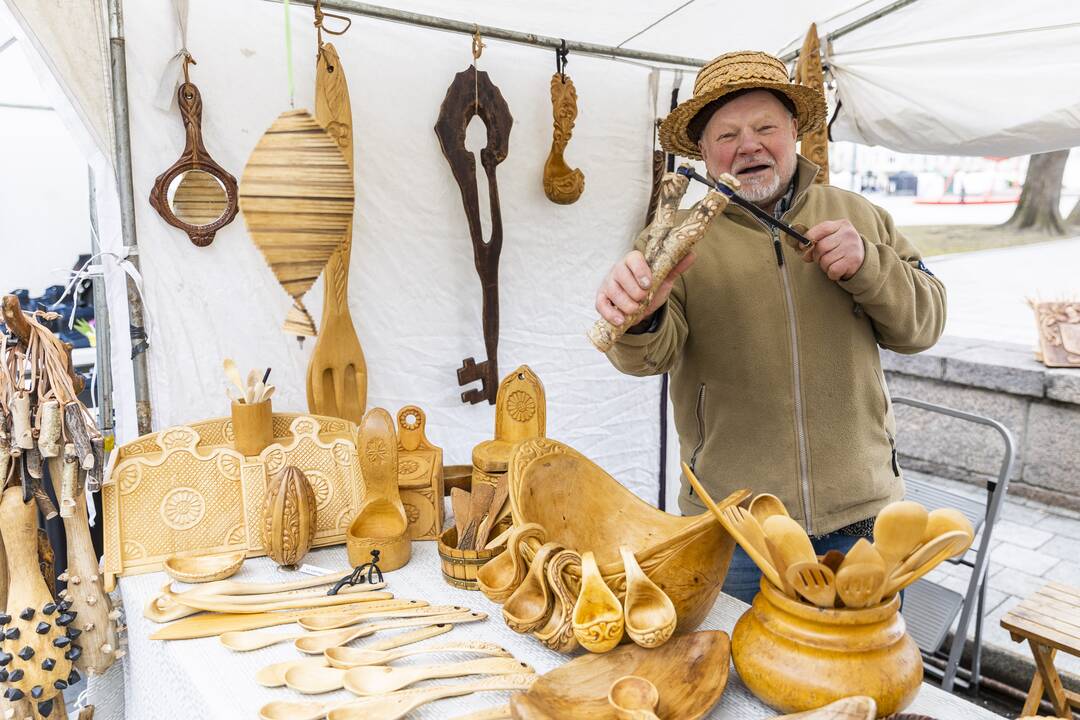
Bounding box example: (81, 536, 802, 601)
(338, 656, 532, 695)
(151, 601, 417, 641)
(572, 551, 624, 653)
(502, 541, 562, 633)
(298, 604, 464, 631)
(476, 523, 545, 603)
(327, 674, 538, 720)
(165, 586, 391, 615)
(619, 546, 676, 648)
(474, 476, 508, 550)
(246, 368, 258, 403)
(835, 563, 886, 609)
(256, 625, 453, 687)
(883, 530, 973, 597)
(449, 707, 512, 720)
(223, 358, 247, 399)
(146, 580, 389, 623)
(325, 640, 511, 669)
(451, 488, 472, 544)
(681, 463, 784, 591)
(762, 515, 816, 569)
(295, 611, 487, 654)
(872, 500, 928, 574)
(608, 675, 660, 720)
(221, 608, 456, 652)
(785, 561, 837, 608)
(837, 538, 885, 574)
(764, 536, 797, 598)
(460, 482, 495, 550)
(483, 524, 513, 551)
(749, 493, 789, 525)
(923, 507, 974, 543)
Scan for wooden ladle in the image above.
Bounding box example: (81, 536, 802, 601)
(572, 551, 624, 653)
(298, 604, 463, 631)
(749, 493, 789, 526)
(923, 508, 974, 543)
(608, 675, 660, 720)
(295, 611, 487, 654)
(341, 657, 533, 695)
(503, 541, 562, 633)
(477, 523, 546, 602)
(326, 674, 539, 720)
(619, 546, 676, 648)
(872, 500, 928, 574)
(325, 640, 511, 669)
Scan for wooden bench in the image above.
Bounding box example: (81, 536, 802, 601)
(1000, 582, 1080, 718)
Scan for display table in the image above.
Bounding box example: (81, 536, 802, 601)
(91, 543, 1001, 719)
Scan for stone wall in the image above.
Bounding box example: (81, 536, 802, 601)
(883, 336, 1080, 511)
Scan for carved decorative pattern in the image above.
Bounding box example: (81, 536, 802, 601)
(117, 465, 140, 495)
(160, 428, 196, 451)
(217, 453, 241, 481)
(404, 502, 420, 524)
(123, 540, 146, 560)
(305, 469, 333, 510)
(506, 391, 536, 422)
(399, 459, 419, 476)
(264, 447, 286, 475)
(161, 487, 206, 530)
(365, 438, 389, 464)
(331, 442, 352, 466)
(225, 524, 245, 545)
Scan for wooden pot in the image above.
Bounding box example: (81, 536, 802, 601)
(731, 578, 922, 715)
(261, 466, 317, 568)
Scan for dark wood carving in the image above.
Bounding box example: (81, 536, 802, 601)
(434, 65, 514, 405)
(149, 81, 239, 247)
(645, 149, 665, 227)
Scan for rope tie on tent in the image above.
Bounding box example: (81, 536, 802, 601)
(283, 0, 295, 107)
(472, 26, 485, 114)
(154, 0, 193, 110)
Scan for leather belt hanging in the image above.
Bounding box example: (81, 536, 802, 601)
(434, 37, 514, 405)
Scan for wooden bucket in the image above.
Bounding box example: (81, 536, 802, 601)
(438, 526, 506, 590)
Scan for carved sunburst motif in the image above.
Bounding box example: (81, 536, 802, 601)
(161, 487, 206, 530)
(506, 391, 536, 422)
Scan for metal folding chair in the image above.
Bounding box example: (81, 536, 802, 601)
(892, 396, 1015, 693)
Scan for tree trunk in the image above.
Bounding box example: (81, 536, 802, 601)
(1002, 149, 1069, 234)
(1067, 194, 1080, 227)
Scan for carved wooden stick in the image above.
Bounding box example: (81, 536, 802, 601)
(588, 181, 729, 352)
(59, 444, 79, 519)
(12, 392, 32, 450)
(64, 402, 94, 470)
(38, 400, 61, 458)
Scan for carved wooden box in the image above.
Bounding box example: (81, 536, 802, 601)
(395, 406, 444, 541)
(102, 414, 364, 587)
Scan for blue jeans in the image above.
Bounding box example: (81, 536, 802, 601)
(721, 532, 867, 605)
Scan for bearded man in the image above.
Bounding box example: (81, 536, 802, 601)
(597, 51, 946, 603)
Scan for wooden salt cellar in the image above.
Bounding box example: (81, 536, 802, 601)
(470, 365, 546, 502)
(347, 408, 411, 571)
(395, 406, 443, 541)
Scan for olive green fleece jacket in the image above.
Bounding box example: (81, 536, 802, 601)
(607, 156, 946, 537)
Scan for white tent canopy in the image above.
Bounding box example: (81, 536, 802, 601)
(5, 0, 1080, 509)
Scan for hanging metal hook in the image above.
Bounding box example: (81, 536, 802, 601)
(556, 39, 569, 81)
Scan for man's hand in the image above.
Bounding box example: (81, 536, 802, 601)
(595, 250, 696, 329)
(802, 219, 865, 281)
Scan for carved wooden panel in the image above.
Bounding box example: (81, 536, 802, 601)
(396, 406, 444, 540)
(794, 23, 829, 184)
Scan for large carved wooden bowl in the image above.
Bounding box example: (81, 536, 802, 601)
(507, 438, 746, 633)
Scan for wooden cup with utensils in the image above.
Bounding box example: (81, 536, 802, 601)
(231, 399, 274, 456)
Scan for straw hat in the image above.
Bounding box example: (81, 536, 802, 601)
(659, 50, 827, 160)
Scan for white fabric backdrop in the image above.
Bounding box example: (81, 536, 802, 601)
(123, 0, 665, 499)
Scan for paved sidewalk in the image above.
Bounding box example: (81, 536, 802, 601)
(914, 469, 1080, 681)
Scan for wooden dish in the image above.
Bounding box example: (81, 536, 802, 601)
(507, 439, 744, 633)
(437, 526, 505, 590)
(508, 631, 730, 719)
(346, 408, 411, 571)
(163, 550, 246, 583)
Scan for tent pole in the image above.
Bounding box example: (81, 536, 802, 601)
(88, 166, 115, 442)
(780, 0, 922, 63)
(266, 0, 709, 68)
(107, 0, 153, 436)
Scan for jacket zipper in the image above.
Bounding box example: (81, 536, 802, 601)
(688, 383, 707, 485)
(769, 227, 814, 535)
(876, 368, 901, 477)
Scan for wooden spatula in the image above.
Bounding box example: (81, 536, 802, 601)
(474, 476, 508, 550)
(451, 488, 472, 546)
(460, 482, 495, 550)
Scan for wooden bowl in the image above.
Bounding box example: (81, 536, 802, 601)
(508, 438, 746, 632)
(509, 630, 730, 719)
(437, 526, 506, 590)
(163, 550, 246, 583)
(346, 499, 411, 571)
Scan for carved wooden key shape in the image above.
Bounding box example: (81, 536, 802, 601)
(149, 78, 239, 247)
(434, 65, 514, 405)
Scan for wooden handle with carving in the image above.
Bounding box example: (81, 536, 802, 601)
(589, 186, 728, 352)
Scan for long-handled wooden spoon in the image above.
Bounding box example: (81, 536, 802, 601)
(325, 640, 511, 669)
(872, 500, 928, 575)
(619, 546, 676, 648)
(749, 493, 789, 526)
(298, 604, 467, 631)
(295, 611, 487, 654)
(146, 579, 386, 623)
(223, 358, 247, 399)
(165, 586, 390, 615)
(327, 674, 539, 720)
(292, 656, 531, 695)
(449, 706, 512, 720)
(222, 607, 459, 652)
(255, 625, 453, 687)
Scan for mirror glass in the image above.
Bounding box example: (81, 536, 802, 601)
(167, 169, 228, 226)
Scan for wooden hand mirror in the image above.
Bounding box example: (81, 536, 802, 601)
(150, 79, 239, 246)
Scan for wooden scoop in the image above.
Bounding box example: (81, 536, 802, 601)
(256, 625, 453, 687)
(608, 675, 660, 720)
(786, 561, 836, 608)
(340, 656, 533, 695)
(872, 500, 928, 574)
(327, 674, 539, 720)
(835, 563, 886, 609)
(476, 523, 545, 603)
(326, 639, 511, 669)
(572, 551, 624, 653)
(502, 541, 562, 633)
(295, 611, 487, 654)
(619, 546, 676, 648)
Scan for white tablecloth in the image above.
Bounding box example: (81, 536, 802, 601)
(90, 543, 1001, 719)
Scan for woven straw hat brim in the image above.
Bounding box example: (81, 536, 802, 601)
(659, 80, 826, 160)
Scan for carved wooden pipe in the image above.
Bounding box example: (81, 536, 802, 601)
(587, 171, 732, 352)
